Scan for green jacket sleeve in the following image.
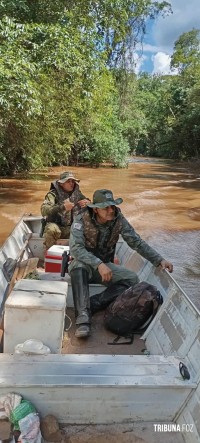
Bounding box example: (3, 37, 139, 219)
(120, 215, 163, 266)
(40, 191, 63, 218)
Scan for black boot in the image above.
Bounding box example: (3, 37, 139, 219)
(90, 280, 132, 315)
(70, 268, 91, 338)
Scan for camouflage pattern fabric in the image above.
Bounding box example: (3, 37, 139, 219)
(81, 208, 122, 262)
(43, 223, 71, 250)
(41, 181, 87, 249)
(69, 208, 164, 285)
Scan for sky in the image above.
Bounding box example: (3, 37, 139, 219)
(135, 0, 200, 75)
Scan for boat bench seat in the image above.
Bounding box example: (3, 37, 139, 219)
(38, 271, 104, 307)
(0, 353, 196, 424)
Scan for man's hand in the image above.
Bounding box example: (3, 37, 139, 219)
(78, 199, 90, 208)
(159, 259, 173, 273)
(98, 263, 113, 282)
(63, 199, 75, 211)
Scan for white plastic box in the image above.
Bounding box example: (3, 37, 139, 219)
(4, 279, 68, 353)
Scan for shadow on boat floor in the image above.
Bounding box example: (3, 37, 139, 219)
(62, 308, 146, 355)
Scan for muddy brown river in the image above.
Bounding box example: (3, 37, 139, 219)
(1, 157, 200, 308)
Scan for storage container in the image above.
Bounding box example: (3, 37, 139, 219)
(4, 279, 68, 353)
(45, 245, 70, 273)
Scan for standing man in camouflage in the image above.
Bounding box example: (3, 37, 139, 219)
(69, 189, 173, 338)
(41, 171, 90, 250)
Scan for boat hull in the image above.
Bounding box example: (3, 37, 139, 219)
(0, 215, 199, 442)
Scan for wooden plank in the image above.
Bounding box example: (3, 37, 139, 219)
(5, 233, 33, 298)
(16, 232, 32, 262)
(6, 258, 37, 297)
(16, 257, 39, 280)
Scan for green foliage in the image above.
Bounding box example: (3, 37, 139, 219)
(167, 30, 200, 159)
(118, 28, 200, 161)
(0, 15, 104, 172)
(0, 1, 170, 174)
(2, 2, 200, 173)
(170, 29, 200, 74)
(69, 69, 129, 167)
(0, 1, 69, 23)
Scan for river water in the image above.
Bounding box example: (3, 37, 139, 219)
(1, 157, 200, 308)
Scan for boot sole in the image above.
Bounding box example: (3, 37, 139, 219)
(75, 330, 90, 338)
(75, 333, 90, 338)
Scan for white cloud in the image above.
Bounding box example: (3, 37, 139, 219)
(151, 52, 178, 75)
(135, 42, 160, 54)
(152, 52, 171, 74)
(153, 0, 200, 53)
(139, 0, 200, 74)
(124, 49, 147, 74)
(134, 53, 147, 74)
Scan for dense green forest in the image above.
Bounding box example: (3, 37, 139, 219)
(0, 1, 200, 174)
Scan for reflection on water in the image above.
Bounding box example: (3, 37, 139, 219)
(0, 157, 200, 307)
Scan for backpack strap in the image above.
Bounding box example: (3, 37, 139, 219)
(107, 334, 134, 345)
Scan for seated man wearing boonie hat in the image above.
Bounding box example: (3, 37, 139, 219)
(69, 189, 173, 338)
(41, 171, 90, 250)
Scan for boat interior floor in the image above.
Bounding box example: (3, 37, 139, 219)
(62, 308, 146, 355)
(60, 422, 185, 443)
(36, 268, 146, 355)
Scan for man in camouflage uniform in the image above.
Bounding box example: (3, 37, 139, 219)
(41, 171, 90, 250)
(69, 189, 173, 338)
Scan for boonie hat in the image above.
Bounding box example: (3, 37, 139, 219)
(88, 189, 123, 208)
(58, 171, 80, 183)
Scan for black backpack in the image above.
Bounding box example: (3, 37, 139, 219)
(104, 281, 163, 344)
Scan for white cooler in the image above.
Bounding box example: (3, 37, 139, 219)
(4, 279, 68, 354)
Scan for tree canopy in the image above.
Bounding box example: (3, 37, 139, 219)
(0, 2, 200, 174)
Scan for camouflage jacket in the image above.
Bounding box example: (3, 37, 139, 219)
(81, 208, 123, 262)
(41, 181, 87, 227)
(69, 208, 164, 270)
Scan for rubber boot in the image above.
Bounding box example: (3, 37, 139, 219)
(90, 280, 133, 315)
(70, 268, 91, 338)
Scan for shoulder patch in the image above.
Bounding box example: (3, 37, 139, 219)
(74, 222, 82, 230)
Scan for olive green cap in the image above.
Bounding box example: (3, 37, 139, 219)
(58, 171, 80, 183)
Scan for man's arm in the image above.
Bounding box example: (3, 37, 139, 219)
(77, 189, 91, 208)
(41, 191, 60, 217)
(69, 218, 102, 269)
(41, 191, 74, 218)
(120, 215, 165, 267)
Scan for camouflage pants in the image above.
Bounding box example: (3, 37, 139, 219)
(43, 223, 71, 250)
(69, 260, 139, 287)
